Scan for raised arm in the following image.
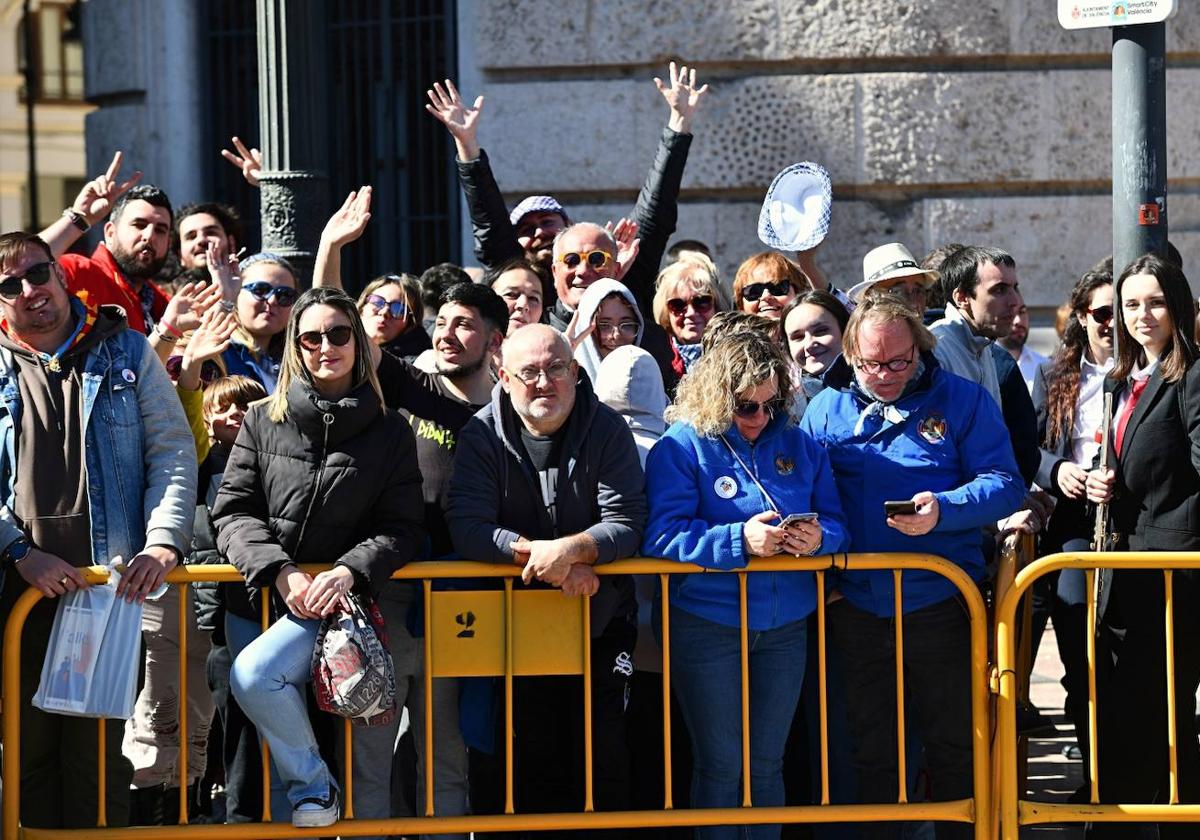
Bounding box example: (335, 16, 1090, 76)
(621, 63, 707, 312)
(313, 187, 373, 290)
(426, 79, 523, 270)
(39, 151, 143, 257)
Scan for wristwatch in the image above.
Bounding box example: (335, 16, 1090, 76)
(2, 537, 31, 569)
(62, 208, 90, 233)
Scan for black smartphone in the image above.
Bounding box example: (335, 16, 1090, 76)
(884, 500, 917, 517)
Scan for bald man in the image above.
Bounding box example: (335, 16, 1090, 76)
(447, 323, 646, 828)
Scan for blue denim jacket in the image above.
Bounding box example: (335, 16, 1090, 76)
(0, 318, 196, 566)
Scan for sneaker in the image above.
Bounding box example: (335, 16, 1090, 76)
(1016, 702, 1058, 737)
(292, 790, 339, 828)
(1062, 744, 1083, 761)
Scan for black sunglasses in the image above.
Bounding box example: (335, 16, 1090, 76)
(666, 294, 715, 316)
(741, 280, 792, 302)
(297, 325, 354, 351)
(733, 397, 784, 418)
(1087, 305, 1113, 325)
(242, 281, 299, 307)
(0, 261, 55, 300)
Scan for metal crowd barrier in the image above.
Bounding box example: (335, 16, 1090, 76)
(3, 552, 994, 839)
(995, 550, 1200, 838)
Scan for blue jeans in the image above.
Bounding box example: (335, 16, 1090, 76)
(668, 606, 807, 840)
(229, 613, 336, 810)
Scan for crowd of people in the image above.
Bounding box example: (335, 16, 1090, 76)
(0, 62, 1195, 840)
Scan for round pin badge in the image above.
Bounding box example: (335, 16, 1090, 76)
(714, 476, 738, 499)
(121, 368, 137, 384)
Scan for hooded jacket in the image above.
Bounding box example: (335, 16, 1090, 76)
(213, 379, 426, 599)
(643, 410, 849, 631)
(567, 279, 645, 387)
(445, 371, 646, 634)
(800, 353, 1025, 616)
(929, 304, 1002, 405)
(593, 345, 668, 468)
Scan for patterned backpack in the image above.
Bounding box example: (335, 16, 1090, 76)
(311, 593, 397, 726)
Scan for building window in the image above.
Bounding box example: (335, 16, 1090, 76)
(18, 1, 85, 103)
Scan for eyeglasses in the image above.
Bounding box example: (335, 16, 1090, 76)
(558, 250, 613, 271)
(365, 294, 407, 319)
(741, 280, 792, 302)
(595, 320, 639, 338)
(0, 261, 54, 300)
(1087, 305, 1113, 325)
(854, 348, 916, 375)
(242, 281, 299, 307)
(666, 294, 715, 316)
(297, 325, 354, 351)
(733, 397, 784, 418)
(506, 360, 573, 386)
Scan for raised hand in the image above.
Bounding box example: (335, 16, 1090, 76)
(425, 79, 484, 160)
(606, 217, 641, 280)
(71, 151, 143, 227)
(178, 306, 238, 392)
(162, 279, 223, 335)
(220, 136, 263, 187)
(655, 61, 710, 134)
(321, 187, 373, 248)
(205, 239, 242, 303)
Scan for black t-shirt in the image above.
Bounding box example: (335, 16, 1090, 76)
(519, 424, 565, 533)
(376, 350, 483, 557)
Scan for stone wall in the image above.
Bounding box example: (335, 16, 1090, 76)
(456, 0, 1200, 308)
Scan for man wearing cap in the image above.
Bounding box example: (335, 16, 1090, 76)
(848, 242, 940, 313)
(426, 63, 707, 318)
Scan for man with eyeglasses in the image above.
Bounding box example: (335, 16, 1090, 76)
(446, 323, 646, 826)
(0, 231, 196, 829)
(801, 295, 1023, 838)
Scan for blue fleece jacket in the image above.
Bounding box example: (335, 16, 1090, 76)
(800, 354, 1024, 616)
(643, 414, 849, 630)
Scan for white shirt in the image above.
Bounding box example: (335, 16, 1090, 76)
(1017, 346, 1049, 394)
(1109, 359, 1158, 446)
(1070, 355, 1115, 468)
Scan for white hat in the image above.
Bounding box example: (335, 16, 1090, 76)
(847, 242, 940, 303)
(757, 162, 832, 252)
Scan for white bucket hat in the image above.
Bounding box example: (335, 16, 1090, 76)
(848, 242, 940, 303)
(757, 162, 832, 252)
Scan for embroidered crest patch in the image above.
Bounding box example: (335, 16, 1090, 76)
(774, 455, 795, 476)
(918, 413, 947, 444)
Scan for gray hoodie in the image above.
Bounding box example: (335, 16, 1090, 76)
(593, 346, 667, 468)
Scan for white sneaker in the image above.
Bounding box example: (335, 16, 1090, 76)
(292, 790, 339, 828)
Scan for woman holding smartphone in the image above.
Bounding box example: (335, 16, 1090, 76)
(1085, 253, 1200, 838)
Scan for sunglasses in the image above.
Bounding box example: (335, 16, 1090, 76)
(365, 294, 407, 319)
(242, 281, 299, 307)
(666, 294, 715, 316)
(0, 261, 55, 300)
(1088, 305, 1114, 325)
(733, 397, 784, 418)
(558, 250, 613, 271)
(297, 325, 354, 351)
(741, 280, 792, 302)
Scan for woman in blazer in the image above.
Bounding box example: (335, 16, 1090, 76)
(1086, 252, 1200, 838)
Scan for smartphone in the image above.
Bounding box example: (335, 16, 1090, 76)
(780, 513, 819, 528)
(884, 500, 917, 517)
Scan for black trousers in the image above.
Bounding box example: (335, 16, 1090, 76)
(470, 616, 636, 839)
(827, 596, 974, 840)
(1087, 569, 1200, 839)
(0, 587, 133, 829)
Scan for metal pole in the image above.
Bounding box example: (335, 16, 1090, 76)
(22, 0, 39, 230)
(1111, 22, 1168, 285)
(255, 0, 330, 285)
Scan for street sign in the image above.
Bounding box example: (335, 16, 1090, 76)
(1059, 0, 1178, 29)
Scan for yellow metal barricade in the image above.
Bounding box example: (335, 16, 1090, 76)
(3, 552, 994, 839)
(995, 550, 1200, 839)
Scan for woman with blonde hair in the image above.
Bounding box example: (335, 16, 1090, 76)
(652, 253, 730, 377)
(644, 330, 848, 839)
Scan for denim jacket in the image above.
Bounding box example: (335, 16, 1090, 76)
(0, 320, 196, 567)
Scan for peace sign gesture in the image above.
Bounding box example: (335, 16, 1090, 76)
(655, 61, 710, 134)
(220, 136, 263, 187)
(71, 151, 143, 227)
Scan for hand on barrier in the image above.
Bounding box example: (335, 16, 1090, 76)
(561, 564, 600, 597)
(276, 563, 322, 620)
(513, 537, 576, 586)
(115, 545, 178, 604)
(1086, 467, 1115, 504)
(304, 565, 355, 617)
(886, 491, 940, 537)
(16, 548, 88, 599)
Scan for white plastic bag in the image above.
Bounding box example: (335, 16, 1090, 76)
(31, 560, 144, 719)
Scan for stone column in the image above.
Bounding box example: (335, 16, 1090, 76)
(255, 0, 330, 284)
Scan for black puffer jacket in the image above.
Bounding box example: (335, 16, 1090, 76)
(213, 379, 426, 600)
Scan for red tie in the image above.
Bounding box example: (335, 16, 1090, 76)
(1114, 378, 1149, 456)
